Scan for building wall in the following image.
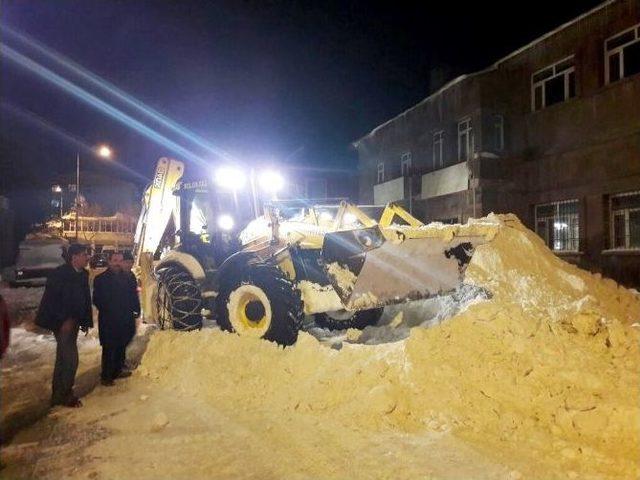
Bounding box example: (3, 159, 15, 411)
(354, 0, 640, 287)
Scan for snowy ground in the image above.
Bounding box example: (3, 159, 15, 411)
(0, 371, 516, 480)
(0, 283, 155, 443)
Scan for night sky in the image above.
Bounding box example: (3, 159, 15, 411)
(1, 0, 602, 194)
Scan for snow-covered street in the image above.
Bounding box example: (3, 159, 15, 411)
(1, 355, 517, 480)
(0, 284, 154, 443)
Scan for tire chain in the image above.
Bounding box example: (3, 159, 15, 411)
(156, 267, 202, 330)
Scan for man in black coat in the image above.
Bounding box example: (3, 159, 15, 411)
(93, 251, 140, 386)
(35, 244, 92, 408)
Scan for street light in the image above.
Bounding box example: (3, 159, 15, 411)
(51, 184, 63, 219)
(74, 144, 114, 240)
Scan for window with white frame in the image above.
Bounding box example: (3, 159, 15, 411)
(433, 130, 444, 169)
(401, 151, 412, 176)
(610, 191, 640, 249)
(531, 56, 576, 111)
(605, 23, 640, 84)
(457, 118, 474, 161)
(493, 114, 504, 151)
(376, 162, 385, 183)
(535, 199, 580, 252)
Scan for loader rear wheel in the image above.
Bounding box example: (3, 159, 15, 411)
(156, 265, 202, 331)
(314, 307, 383, 331)
(215, 264, 303, 346)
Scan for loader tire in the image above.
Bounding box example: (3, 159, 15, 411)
(215, 264, 303, 346)
(314, 307, 383, 331)
(156, 265, 203, 331)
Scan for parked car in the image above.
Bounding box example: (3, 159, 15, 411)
(9, 237, 68, 287)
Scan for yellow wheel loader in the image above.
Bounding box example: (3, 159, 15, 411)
(134, 158, 485, 345)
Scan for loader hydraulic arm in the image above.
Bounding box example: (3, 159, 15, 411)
(378, 203, 424, 228)
(133, 157, 185, 265)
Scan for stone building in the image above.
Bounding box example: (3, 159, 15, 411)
(353, 0, 640, 286)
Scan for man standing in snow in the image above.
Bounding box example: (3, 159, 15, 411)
(35, 244, 92, 408)
(93, 251, 139, 386)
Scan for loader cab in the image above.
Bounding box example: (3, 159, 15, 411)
(174, 179, 248, 270)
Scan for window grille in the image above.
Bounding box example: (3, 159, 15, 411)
(535, 199, 580, 251)
(610, 191, 640, 249)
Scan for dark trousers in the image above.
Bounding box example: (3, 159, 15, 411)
(101, 344, 126, 381)
(52, 323, 79, 405)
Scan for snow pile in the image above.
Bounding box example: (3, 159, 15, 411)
(402, 214, 640, 477)
(138, 214, 639, 478)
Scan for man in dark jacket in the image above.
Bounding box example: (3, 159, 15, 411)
(35, 244, 92, 408)
(93, 251, 140, 386)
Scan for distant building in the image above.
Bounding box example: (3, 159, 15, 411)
(45, 171, 141, 252)
(49, 171, 141, 219)
(58, 212, 137, 252)
(354, 0, 640, 287)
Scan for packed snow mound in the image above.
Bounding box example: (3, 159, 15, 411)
(139, 214, 639, 479)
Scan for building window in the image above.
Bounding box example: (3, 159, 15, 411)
(531, 56, 576, 111)
(401, 152, 412, 176)
(457, 118, 474, 161)
(610, 191, 640, 249)
(377, 162, 385, 183)
(606, 24, 640, 84)
(433, 130, 444, 169)
(535, 199, 580, 252)
(493, 115, 504, 152)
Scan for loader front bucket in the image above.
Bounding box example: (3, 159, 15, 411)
(322, 227, 484, 310)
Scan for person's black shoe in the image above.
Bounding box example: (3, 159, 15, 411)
(116, 371, 133, 379)
(61, 396, 83, 408)
(101, 379, 115, 386)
